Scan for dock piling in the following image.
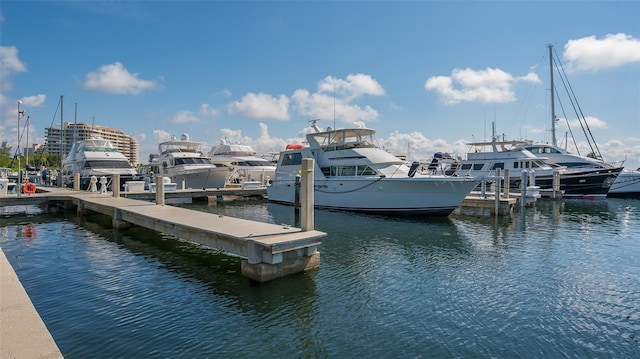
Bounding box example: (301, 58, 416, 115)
(301, 158, 314, 231)
(112, 174, 120, 197)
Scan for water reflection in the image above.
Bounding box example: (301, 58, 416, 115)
(73, 212, 320, 316)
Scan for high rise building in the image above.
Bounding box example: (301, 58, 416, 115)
(44, 122, 139, 164)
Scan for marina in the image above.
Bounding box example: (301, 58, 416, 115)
(1, 195, 638, 357)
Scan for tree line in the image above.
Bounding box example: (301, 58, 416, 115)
(0, 141, 61, 170)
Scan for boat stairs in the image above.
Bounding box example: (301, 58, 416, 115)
(0, 168, 325, 283)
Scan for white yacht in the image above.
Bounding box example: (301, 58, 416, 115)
(61, 137, 139, 190)
(427, 126, 621, 198)
(208, 139, 275, 187)
(513, 142, 635, 198)
(607, 169, 640, 198)
(267, 121, 480, 216)
(152, 134, 231, 189)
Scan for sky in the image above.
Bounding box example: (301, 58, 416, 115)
(1, 1, 639, 170)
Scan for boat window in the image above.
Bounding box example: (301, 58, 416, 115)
(461, 164, 472, 170)
(491, 162, 505, 170)
(237, 160, 271, 166)
(514, 162, 519, 169)
(281, 152, 302, 166)
(337, 166, 356, 176)
(357, 166, 377, 176)
(175, 158, 213, 165)
(85, 160, 132, 169)
(473, 163, 484, 170)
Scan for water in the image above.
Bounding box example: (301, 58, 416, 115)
(1, 198, 639, 358)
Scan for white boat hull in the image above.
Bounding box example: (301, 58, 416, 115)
(163, 167, 230, 189)
(268, 176, 479, 215)
(608, 170, 640, 198)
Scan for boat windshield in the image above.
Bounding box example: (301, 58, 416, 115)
(84, 146, 119, 153)
(85, 160, 132, 169)
(234, 160, 272, 166)
(174, 157, 214, 165)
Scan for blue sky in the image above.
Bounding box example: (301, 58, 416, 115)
(2, 1, 639, 169)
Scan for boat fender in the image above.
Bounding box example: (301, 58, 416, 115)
(23, 181, 37, 194)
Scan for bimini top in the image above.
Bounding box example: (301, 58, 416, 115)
(306, 127, 377, 152)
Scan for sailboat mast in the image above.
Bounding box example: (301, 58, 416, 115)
(548, 44, 557, 146)
(60, 95, 64, 179)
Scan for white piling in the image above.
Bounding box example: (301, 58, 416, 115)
(112, 174, 120, 197)
(520, 169, 528, 208)
(156, 176, 165, 206)
(494, 168, 501, 216)
(301, 158, 314, 231)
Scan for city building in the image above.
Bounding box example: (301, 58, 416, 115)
(44, 122, 139, 164)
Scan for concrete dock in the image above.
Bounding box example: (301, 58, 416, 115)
(1, 248, 63, 359)
(1, 185, 325, 282)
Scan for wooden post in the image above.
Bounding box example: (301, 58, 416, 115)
(520, 169, 528, 208)
(73, 173, 80, 191)
(494, 168, 501, 216)
(503, 168, 510, 199)
(301, 158, 314, 231)
(112, 174, 120, 197)
(156, 176, 165, 206)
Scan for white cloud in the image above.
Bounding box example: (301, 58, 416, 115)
(199, 104, 220, 118)
(567, 116, 607, 130)
(291, 73, 384, 125)
(153, 129, 172, 143)
(317, 73, 385, 102)
(169, 110, 199, 124)
(425, 68, 539, 104)
(564, 33, 640, 72)
(0, 46, 27, 92)
(83, 62, 158, 95)
(226, 73, 385, 126)
(19, 94, 47, 108)
(227, 92, 290, 120)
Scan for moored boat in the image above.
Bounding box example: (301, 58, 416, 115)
(427, 126, 621, 198)
(267, 121, 481, 216)
(61, 137, 139, 191)
(607, 169, 640, 198)
(208, 139, 275, 187)
(152, 134, 231, 189)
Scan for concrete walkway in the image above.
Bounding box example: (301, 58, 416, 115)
(0, 248, 63, 359)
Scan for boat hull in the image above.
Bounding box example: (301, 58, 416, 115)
(163, 168, 229, 189)
(607, 170, 640, 198)
(508, 167, 621, 198)
(268, 177, 479, 216)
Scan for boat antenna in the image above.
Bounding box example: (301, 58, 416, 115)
(60, 95, 64, 177)
(309, 119, 321, 133)
(548, 44, 557, 146)
(333, 79, 336, 132)
(74, 102, 78, 142)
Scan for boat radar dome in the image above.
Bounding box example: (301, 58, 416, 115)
(181, 134, 190, 141)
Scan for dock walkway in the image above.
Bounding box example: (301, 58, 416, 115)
(1, 248, 63, 359)
(1, 186, 325, 282)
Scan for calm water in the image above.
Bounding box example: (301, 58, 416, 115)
(1, 198, 639, 358)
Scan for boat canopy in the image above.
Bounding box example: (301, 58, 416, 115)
(306, 128, 377, 151)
